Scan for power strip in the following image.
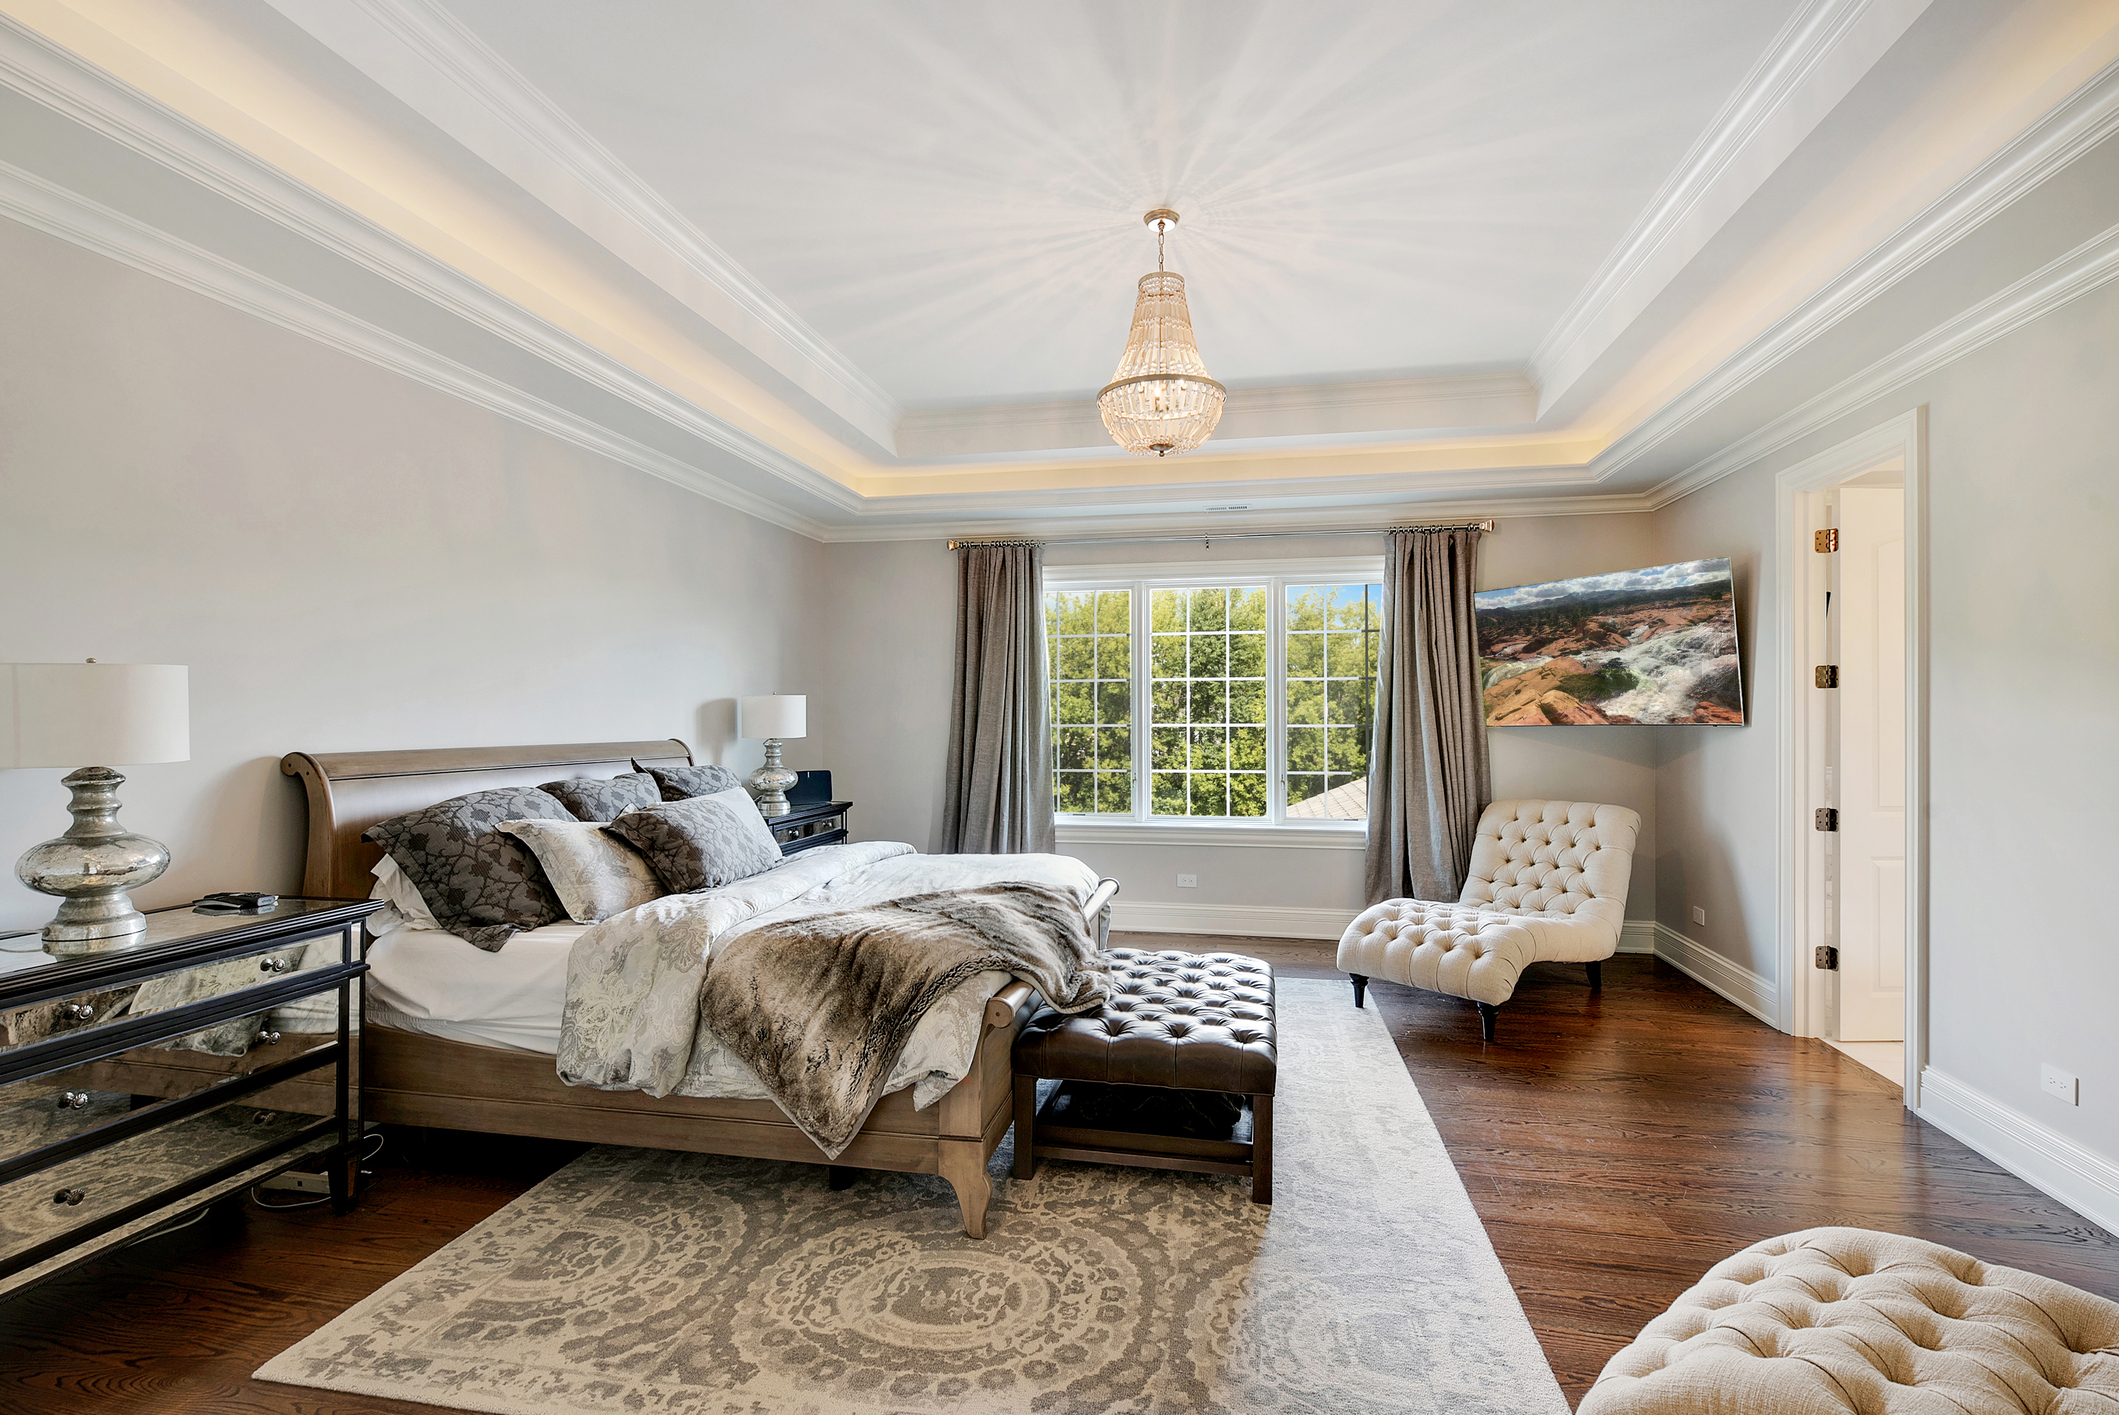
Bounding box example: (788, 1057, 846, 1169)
(258, 1169, 332, 1195)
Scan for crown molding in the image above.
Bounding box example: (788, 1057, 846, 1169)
(0, 11, 866, 517)
(0, 157, 835, 541)
(895, 371, 1540, 460)
(1643, 216, 2119, 509)
(1530, 0, 1931, 412)
(268, 0, 902, 451)
(808, 491, 1660, 544)
(1603, 52, 2119, 495)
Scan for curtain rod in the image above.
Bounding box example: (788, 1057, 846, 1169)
(945, 519, 1495, 551)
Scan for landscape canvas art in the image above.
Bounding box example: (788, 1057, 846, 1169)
(1477, 559, 1744, 725)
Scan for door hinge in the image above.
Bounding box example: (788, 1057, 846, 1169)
(1815, 528, 1838, 552)
(1814, 807, 1839, 832)
(1815, 664, 1839, 688)
(1815, 945, 1840, 970)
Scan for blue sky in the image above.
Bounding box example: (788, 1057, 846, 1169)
(1474, 558, 1731, 611)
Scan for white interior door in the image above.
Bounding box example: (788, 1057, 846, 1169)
(1834, 487, 1907, 1040)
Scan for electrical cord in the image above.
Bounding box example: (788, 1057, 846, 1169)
(247, 1131, 386, 1211)
(122, 1202, 216, 1248)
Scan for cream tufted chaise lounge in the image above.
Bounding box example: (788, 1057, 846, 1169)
(1579, 1227, 2119, 1413)
(1337, 798, 1640, 1041)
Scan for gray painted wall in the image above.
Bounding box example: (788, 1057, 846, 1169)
(1646, 275, 2119, 1165)
(806, 520, 1670, 926)
(0, 220, 822, 933)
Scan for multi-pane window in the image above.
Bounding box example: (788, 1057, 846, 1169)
(1046, 569, 1382, 826)
(1284, 584, 1381, 820)
(1047, 588, 1132, 814)
(1150, 586, 1269, 817)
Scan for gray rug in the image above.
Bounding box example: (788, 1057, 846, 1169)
(258, 978, 1566, 1414)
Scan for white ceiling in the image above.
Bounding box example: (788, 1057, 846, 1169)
(437, 0, 1803, 406)
(3, 0, 2115, 536)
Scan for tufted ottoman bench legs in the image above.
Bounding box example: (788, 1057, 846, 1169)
(1012, 949, 1277, 1204)
(1476, 1002, 1499, 1042)
(1349, 973, 1369, 1009)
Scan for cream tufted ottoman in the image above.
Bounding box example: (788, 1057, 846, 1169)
(1339, 798, 1639, 1040)
(1580, 1227, 2119, 1414)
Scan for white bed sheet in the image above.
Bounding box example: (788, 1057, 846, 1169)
(364, 919, 587, 1054)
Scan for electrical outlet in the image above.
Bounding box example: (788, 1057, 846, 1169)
(2040, 1064, 2079, 1106)
(1691, 906, 1707, 927)
(1176, 874, 1197, 889)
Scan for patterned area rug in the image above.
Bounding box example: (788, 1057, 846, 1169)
(258, 978, 1567, 1414)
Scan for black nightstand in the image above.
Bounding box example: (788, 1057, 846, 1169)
(769, 800, 851, 856)
(0, 898, 378, 1297)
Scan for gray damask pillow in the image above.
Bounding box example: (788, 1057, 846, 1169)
(607, 787, 782, 894)
(499, 818, 665, 923)
(361, 787, 573, 950)
(540, 771, 662, 822)
(632, 760, 744, 802)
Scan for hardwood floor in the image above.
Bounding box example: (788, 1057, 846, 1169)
(1353, 952, 2119, 1403)
(4, 944, 2115, 1412)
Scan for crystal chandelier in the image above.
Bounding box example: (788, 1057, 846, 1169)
(1097, 209, 1225, 456)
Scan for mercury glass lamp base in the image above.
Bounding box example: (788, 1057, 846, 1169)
(16, 766, 170, 956)
(748, 738, 797, 818)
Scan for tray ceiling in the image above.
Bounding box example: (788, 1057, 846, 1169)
(1, 0, 2114, 537)
(435, 0, 1800, 405)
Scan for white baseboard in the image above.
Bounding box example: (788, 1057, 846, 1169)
(1111, 908, 1665, 950)
(1650, 923, 1778, 1028)
(1914, 1068, 2119, 1237)
(1107, 901, 1354, 941)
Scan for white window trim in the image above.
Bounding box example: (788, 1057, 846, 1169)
(1045, 554, 1383, 839)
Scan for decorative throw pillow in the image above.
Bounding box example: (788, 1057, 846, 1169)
(499, 818, 665, 924)
(606, 787, 782, 894)
(361, 787, 573, 950)
(540, 771, 662, 823)
(632, 760, 745, 802)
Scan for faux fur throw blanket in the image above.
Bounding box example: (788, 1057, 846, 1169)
(701, 882, 1108, 1158)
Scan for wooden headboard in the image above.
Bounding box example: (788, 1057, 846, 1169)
(280, 740, 693, 899)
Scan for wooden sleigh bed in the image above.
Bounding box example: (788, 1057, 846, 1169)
(92, 740, 1114, 1238)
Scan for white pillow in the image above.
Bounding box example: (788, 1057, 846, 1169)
(498, 817, 665, 924)
(370, 854, 442, 932)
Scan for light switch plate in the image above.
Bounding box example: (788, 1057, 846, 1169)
(2040, 1064, 2079, 1105)
(1691, 906, 1707, 926)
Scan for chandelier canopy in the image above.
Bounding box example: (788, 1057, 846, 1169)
(1097, 209, 1225, 457)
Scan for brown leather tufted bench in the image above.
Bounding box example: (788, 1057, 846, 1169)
(1012, 947, 1276, 1202)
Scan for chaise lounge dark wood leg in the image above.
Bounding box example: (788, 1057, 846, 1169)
(828, 1165, 857, 1190)
(1250, 1093, 1272, 1204)
(1349, 973, 1369, 1009)
(1476, 1002, 1499, 1043)
(1587, 960, 1603, 990)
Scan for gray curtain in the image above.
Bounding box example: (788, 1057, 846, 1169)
(1364, 527, 1490, 903)
(941, 543, 1055, 854)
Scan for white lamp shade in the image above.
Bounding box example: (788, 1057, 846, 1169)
(739, 694, 806, 740)
(0, 663, 190, 768)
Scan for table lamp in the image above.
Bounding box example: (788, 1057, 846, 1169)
(3, 662, 190, 952)
(739, 694, 805, 818)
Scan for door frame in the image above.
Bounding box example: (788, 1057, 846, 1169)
(1773, 408, 1927, 1105)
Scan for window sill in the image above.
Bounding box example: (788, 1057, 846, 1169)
(1055, 820, 1368, 850)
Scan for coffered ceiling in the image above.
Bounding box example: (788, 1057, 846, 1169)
(2, 0, 2116, 538)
